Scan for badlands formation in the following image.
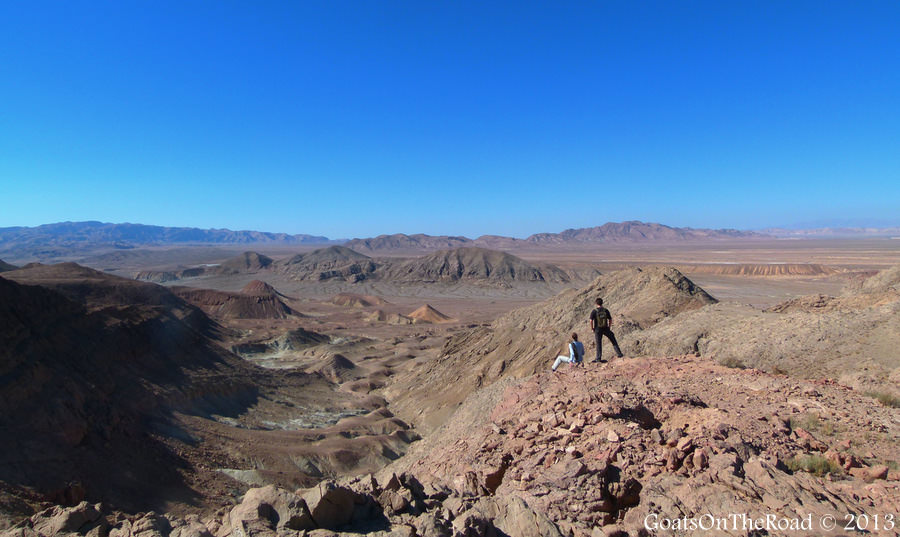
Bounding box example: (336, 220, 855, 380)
(0, 238, 899, 537)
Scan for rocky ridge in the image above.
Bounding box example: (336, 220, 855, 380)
(386, 267, 716, 430)
(391, 355, 900, 536)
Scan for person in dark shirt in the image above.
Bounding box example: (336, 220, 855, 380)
(589, 298, 623, 362)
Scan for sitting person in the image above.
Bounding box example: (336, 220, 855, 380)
(552, 332, 585, 371)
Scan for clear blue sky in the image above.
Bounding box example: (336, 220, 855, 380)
(2, 2, 899, 238)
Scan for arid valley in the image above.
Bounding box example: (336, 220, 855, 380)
(1, 222, 898, 537)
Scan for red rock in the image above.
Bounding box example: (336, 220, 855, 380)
(867, 465, 889, 481)
(692, 448, 709, 470)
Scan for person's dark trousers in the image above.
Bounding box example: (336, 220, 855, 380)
(594, 327, 623, 361)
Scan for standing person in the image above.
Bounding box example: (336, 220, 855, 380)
(551, 333, 585, 371)
(590, 298, 623, 362)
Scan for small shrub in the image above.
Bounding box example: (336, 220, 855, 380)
(719, 356, 747, 369)
(787, 455, 842, 476)
(790, 412, 842, 437)
(864, 390, 900, 408)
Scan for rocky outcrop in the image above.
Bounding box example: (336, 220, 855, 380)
(392, 355, 900, 537)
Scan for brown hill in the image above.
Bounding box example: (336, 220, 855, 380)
(174, 281, 297, 320)
(344, 233, 472, 254)
(331, 293, 391, 308)
(383, 247, 570, 284)
(277, 246, 377, 282)
(387, 267, 716, 429)
(526, 221, 765, 244)
(407, 304, 454, 323)
(217, 251, 274, 274)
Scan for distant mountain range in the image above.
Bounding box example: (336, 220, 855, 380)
(345, 221, 767, 253)
(4, 220, 898, 263)
(0, 221, 334, 261)
(0, 221, 331, 247)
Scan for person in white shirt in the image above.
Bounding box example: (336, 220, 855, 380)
(552, 333, 585, 371)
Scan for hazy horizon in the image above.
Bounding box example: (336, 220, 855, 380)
(3, 217, 900, 243)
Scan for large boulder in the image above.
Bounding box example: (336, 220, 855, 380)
(228, 485, 314, 533)
(299, 481, 365, 530)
